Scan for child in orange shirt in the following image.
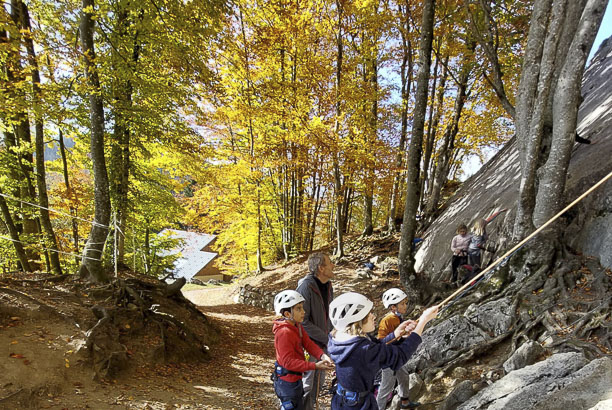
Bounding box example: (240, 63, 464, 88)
(376, 288, 420, 409)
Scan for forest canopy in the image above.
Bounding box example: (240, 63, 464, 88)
(0, 0, 605, 280)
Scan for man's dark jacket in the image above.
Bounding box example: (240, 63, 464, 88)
(296, 274, 333, 348)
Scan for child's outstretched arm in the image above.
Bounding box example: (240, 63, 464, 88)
(386, 305, 439, 344)
(412, 305, 439, 336)
(485, 208, 508, 224)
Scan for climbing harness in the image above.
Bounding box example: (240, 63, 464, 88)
(336, 383, 370, 407)
(270, 362, 302, 382)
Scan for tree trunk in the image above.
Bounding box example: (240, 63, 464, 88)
(256, 185, 264, 272)
(7, 4, 40, 265)
(421, 54, 448, 211)
(398, 0, 435, 290)
(333, 0, 345, 257)
(0, 189, 32, 272)
(425, 50, 473, 220)
(513, 0, 559, 240)
(419, 52, 439, 213)
(19, 1, 62, 275)
(513, 0, 603, 243)
(110, 5, 140, 268)
(79, 0, 111, 282)
(388, 18, 412, 232)
(533, 0, 607, 226)
(362, 3, 378, 237)
(58, 130, 80, 264)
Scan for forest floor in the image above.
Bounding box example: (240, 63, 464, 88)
(0, 277, 282, 409)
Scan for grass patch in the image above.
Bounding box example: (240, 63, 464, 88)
(182, 283, 208, 291)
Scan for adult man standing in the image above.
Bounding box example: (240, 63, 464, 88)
(296, 252, 334, 409)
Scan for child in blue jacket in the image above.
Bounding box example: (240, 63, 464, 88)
(327, 292, 439, 409)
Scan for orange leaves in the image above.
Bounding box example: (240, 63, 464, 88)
(9, 352, 31, 365)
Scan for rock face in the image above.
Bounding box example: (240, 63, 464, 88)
(439, 380, 476, 410)
(415, 36, 612, 276)
(464, 297, 514, 337)
(404, 298, 515, 373)
(458, 353, 612, 410)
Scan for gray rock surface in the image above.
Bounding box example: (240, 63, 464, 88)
(439, 380, 476, 410)
(403, 298, 515, 373)
(404, 315, 489, 372)
(503, 340, 545, 373)
(458, 353, 612, 410)
(532, 357, 612, 410)
(408, 372, 424, 398)
(464, 297, 514, 337)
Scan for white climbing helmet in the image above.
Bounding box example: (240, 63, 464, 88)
(382, 288, 408, 308)
(329, 292, 373, 331)
(274, 290, 305, 315)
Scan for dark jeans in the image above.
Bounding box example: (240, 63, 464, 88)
(468, 251, 481, 268)
(451, 254, 467, 282)
(274, 378, 304, 410)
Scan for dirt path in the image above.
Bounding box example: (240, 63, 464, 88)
(184, 286, 278, 409)
(182, 286, 335, 409)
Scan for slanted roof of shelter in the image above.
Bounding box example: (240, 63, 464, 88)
(158, 229, 217, 280)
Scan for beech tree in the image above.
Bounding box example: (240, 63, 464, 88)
(78, 0, 111, 282)
(513, 0, 607, 253)
(398, 0, 435, 289)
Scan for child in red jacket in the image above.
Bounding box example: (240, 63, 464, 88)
(273, 290, 335, 410)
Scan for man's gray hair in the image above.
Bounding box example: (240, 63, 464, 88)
(308, 252, 328, 276)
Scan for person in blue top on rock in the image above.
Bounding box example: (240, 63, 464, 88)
(327, 292, 439, 409)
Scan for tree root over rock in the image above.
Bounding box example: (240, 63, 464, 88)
(424, 253, 612, 393)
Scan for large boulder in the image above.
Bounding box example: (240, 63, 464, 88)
(458, 353, 612, 410)
(532, 356, 612, 410)
(404, 315, 489, 373)
(414, 37, 612, 275)
(404, 298, 514, 373)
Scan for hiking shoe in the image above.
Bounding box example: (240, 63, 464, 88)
(400, 401, 421, 409)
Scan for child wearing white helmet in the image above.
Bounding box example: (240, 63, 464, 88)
(327, 292, 438, 409)
(272, 290, 335, 410)
(376, 288, 419, 409)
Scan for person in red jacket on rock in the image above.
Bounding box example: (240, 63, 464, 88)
(272, 290, 335, 410)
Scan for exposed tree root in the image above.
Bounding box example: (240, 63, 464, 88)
(427, 251, 612, 382)
(79, 274, 216, 379)
(0, 286, 67, 318)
